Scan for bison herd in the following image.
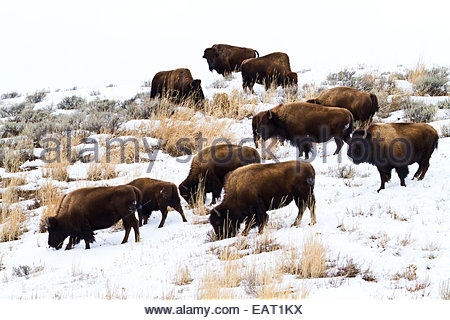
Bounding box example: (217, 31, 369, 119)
(46, 44, 440, 250)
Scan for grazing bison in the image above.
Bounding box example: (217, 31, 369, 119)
(127, 178, 187, 228)
(46, 186, 142, 250)
(203, 44, 259, 76)
(179, 144, 261, 206)
(347, 123, 439, 192)
(241, 52, 297, 92)
(150, 68, 204, 105)
(307, 87, 379, 122)
(252, 102, 354, 159)
(209, 161, 316, 238)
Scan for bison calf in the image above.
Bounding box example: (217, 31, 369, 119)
(150, 68, 204, 105)
(241, 52, 297, 92)
(347, 123, 439, 192)
(127, 178, 187, 228)
(203, 44, 259, 76)
(252, 102, 354, 159)
(179, 144, 261, 206)
(210, 161, 316, 239)
(46, 186, 142, 250)
(307, 86, 379, 123)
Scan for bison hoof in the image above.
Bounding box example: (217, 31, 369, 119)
(291, 222, 299, 227)
(309, 221, 317, 226)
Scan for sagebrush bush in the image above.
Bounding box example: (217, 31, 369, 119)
(0, 121, 25, 138)
(403, 100, 438, 123)
(57, 96, 87, 110)
(0, 102, 27, 118)
(0, 92, 21, 100)
(83, 111, 121, 134)
(26, 90, 48, 104)
(326, 69, 356, 86)
(411, 67, 448, 96)
(87, 99, 118, 112)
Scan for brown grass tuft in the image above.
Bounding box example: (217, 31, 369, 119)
(173, 265, 193, 286)
(38, 182, 64, 233)
(0, 205, 27, 242)
(87, 163, 118, 181)
(299, 233, 327, 278)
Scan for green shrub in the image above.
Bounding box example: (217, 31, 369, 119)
(326, 69, 356, 86)
(412, 67, 448, 96)
(57, 96, 87, 110)
(83, 111, 121, 134)
(87, 99, 118, 112)
(0, 122, 25, 138)
(0, 102, 27, 118)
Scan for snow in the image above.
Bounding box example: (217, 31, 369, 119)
(0, 65, 449, 300)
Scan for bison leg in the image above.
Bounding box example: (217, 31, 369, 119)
(81, 220, 95, 249)
(208, 174, 223, 205)
(292, 200, 307, 227)
(255, 199, 268, 235)
(377, 167, 392, 193)
(174, 203, 188, 223)
(333, 137, 344, 155)
(308, 194, 317, 225)
(121, 218, 132, 244)
(395, 166, 409, 187)
(65, 236, 75, 250)
(132, 217, 140, 243)
(418, 161, 430, 180)
(158, 205, 168, 228)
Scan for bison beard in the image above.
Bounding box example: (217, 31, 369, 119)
(348, 123, 439, 192)
(209, 161, 316, 239)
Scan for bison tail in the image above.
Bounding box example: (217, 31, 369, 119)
(134, 188, 143, 217)
(306, 99, 319, 104)
(254, 49, 260, 58)
(434, 139, 439, 150)
(370, 93, 379, 113)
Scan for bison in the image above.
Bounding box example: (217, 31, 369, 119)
(307, 87, 379, 123)
(127, 178, 187, 228)
(150, 68, 204, 105)
(179, 144, 261, 206)
(203, 44, 259, 76)
(347, 123, 439, 192)
(241, 52, 298, 92)
(46, 185, 142, 250)
(209, 161, 316, 238)
(252, 102, 354, 159)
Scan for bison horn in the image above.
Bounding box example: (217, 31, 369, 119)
(362, 130, 368, 139)
(268, 110, 273, 119)
(45, 217, 50, 226)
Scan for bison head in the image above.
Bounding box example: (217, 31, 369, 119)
(203, 48, 218, 71)
(189, 79, 205, 104)
(252, 110, 278, 147)
(209, 207, 237, 239)
(46, 217, 68, 250)
(286, 72, 298, 86)
(347, 129, 372, 164)
(179, 182, 206, 207)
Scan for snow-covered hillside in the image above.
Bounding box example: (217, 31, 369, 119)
(0, 66, 449, 300)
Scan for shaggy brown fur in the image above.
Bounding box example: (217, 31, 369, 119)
(150, 68, 204, 105)
(46, 186, 142, 250)
(179, 144, 261, 206)
(209, 161, 316, 238)
(127, 178, 187, 228)
(348, 123, 439, 192)
(307, 86, 378, 122)
(241, 52, 298, 92)
(203, 44, 259, 76)
(252, 102, 354, 159)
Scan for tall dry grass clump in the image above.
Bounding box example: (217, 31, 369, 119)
(197, 262, 242, 299)
(0, 205, 26, 242)
(205, 91, 257, 119)
(1, 176, 26, 188)
(300, 233, 327, 278)
(173, 265, 193, 286)
(38, 182, 64, 233)
(87, 162, 118, 181)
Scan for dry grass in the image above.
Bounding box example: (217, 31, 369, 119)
(191, 180, 208, 216)
(173, 265, 193, 286)
(440, 280, 450, 300)
(1, 176, 26, 188)
(87, 163, 118, 181)
(252, 232, 282, 254)
(205, 91, 257, 119)
(392, 264, 418, 281)
(37, 182, 64, 233)
(0, 205, 26, 242)
(1, 186, 20, 204)
(299, 233, 327, 278)
(407, 61, 428, 84)
(197, 262, 242, 299)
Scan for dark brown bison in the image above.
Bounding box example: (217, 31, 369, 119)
(203, 44, 259, 76)
(307, 87, 378, 122)
(347, 123, 439, 192)
(127, 178, 187, 228)
(252, 102, 354, 159)
(241, 52, 298, 92)
(46, 186, 142, 250)
(179, 144, 261, 206)
(209, 161, 316, 238)
(150, 68, 204, 105)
